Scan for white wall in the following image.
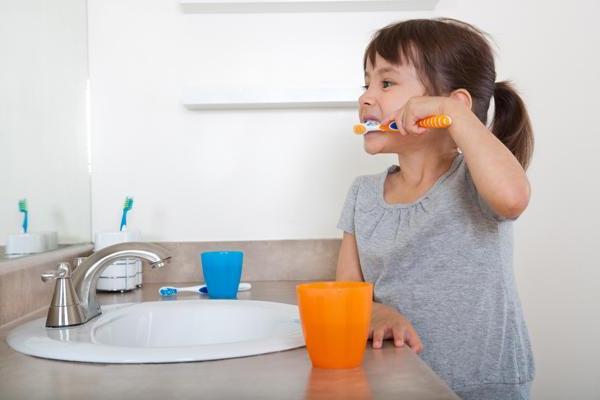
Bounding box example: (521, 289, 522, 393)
(88, 0, 600, 398)
(87, 0, 399, 240)
(0, 0, 91, 245)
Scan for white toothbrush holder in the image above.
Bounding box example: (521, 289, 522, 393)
(6, 231, 58, 255)
(94, 231, 142, 292)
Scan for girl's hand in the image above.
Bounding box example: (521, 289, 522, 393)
(370, 302, 423, 353)
(380, 96, 449, 136)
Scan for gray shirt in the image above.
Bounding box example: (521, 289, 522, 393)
(337, 153, 535, 391)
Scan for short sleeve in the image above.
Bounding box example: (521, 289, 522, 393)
(336, 177, 362, 233)
(465, 168, 509, 222)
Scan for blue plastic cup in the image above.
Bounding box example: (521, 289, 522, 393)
(200, 251, 243, 299)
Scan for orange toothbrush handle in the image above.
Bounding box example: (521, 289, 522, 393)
(417, 115, 452, 129)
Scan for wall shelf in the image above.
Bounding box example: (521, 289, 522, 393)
(180, 0, 439, 13)
(182, 87, 362, 110)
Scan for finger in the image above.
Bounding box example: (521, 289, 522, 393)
(405, 328, 423, 353)
(403, 99, 432, 136)
(382, 110, 403, 132)
(415, 126, 427, 136)
(391, 325, 406, 348)
(396, 109, 408, 135)
(372, 327, 386, 349)
(401, 110, 423, 136)
(402, 100, 417, 133)
(397, 124, 410, 136)
(412, 124, 428, 136)
(391, 118, 409, 136)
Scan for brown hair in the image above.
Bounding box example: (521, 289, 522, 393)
(364, 18, 533, 170)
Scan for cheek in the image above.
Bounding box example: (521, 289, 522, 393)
(380, 93, 411, 118)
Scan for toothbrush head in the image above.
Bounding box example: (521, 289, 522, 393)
(18, 199, 27, 213)
(353, 120, 382, 135)
(353, 123, 369, 135)
(123, 196, 134, 211)
(159, 287, 177, 296)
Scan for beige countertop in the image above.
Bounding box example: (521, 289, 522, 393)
(0, 281, 459, 400)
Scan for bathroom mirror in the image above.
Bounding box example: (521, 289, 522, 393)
(0, 0, 91, 261)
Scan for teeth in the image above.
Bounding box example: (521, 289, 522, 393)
(364, 120, 380, 127)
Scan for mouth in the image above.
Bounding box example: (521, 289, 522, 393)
(362, 119, 383, 135)
(364, 130, 382, 137)
(361, 115, 381, 124)
(354, 114, 383, 135)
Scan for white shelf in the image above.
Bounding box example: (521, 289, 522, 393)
(180, 0, 438, 13)
(182, 87, 362, 110)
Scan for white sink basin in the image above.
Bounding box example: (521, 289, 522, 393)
(7, 299, 305, 363)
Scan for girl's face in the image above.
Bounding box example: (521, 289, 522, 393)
(359, 53, 427, 155)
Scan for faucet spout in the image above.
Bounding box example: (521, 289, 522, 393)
(71, 242, 170, 323)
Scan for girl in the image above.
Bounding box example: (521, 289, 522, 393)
(336, 19, 535, 400)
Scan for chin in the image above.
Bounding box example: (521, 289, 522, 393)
(363, 132, 392, 155)
(363, 142, 384, 155)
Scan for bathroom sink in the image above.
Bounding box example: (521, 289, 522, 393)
(7, 299, 304, 363)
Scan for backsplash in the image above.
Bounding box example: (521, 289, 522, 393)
(145, 239, 340, 283)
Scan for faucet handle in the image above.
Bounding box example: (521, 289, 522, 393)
(41, 262, 71, 282)
(42, 262, 85, 328)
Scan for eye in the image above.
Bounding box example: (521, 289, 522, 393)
(382, 80, 394, 89)
(361, 84, 369, 90)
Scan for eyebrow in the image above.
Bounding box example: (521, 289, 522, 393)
(364, 67, 397, 78)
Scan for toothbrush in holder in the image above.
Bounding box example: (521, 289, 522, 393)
(119, 196, 134, 232)
(353, 115, 453, 135)
(18, 199, 28, 234)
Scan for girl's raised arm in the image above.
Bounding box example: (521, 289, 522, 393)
(444, 95, 531, 220)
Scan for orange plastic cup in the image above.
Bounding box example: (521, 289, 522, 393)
(296, 281, 373, 369)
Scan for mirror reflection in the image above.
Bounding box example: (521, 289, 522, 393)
(0, 0, 91, 260)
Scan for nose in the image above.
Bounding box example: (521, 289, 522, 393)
(359, 90, 375, 107)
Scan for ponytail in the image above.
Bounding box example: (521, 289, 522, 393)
(492, 81, 534, 170)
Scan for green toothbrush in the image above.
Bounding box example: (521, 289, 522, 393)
(119, 196, 134, 231)
(18, 199, 28, 233)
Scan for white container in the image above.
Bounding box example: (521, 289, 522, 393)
(5, 231, 58, 255)
(94, 231, 142, 292)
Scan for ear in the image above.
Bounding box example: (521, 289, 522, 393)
(449, 89, 473, 110)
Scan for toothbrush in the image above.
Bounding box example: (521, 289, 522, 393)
(159, 283, 252, 297)
(119, 196, 134, 232)
(353, 115, 452, 135)
(18, 199, 28, 234)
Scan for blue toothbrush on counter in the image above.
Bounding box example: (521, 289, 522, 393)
(159, 283, 252, 297)
(119, 196, 134, 231)
(18, 199, 28, 233)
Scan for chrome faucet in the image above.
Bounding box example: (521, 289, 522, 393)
(42, 242, 170, 328)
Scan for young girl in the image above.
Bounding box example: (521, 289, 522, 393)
(336, 19, 535, 400)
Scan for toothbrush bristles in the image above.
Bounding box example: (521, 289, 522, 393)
(18, 199, 27, 212)
(123, 196, 134, 211)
